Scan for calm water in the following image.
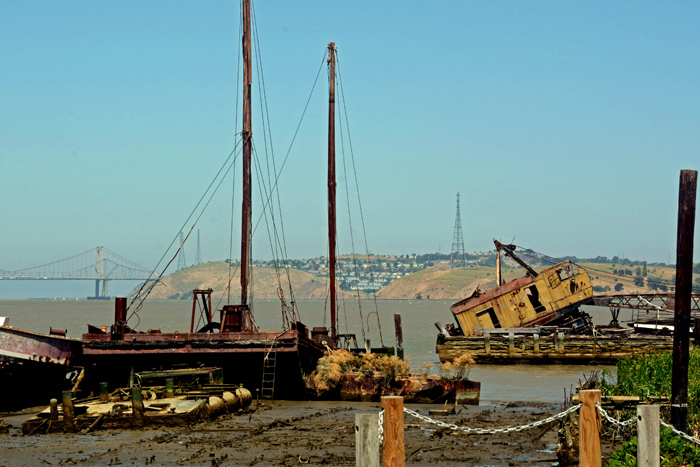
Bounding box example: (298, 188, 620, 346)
(0, 298, 617, 403)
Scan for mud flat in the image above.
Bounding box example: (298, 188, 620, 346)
(0, 399, 617, 466)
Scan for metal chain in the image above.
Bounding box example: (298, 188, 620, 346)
(378, 409, 384, 444)
(595, 403, 636, 428)
(660, 420, 700, 445)
(402, 404, 582, 435)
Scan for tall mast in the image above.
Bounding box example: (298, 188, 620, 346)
(327, 42, 337, 343)
(240, 0, 252, 306)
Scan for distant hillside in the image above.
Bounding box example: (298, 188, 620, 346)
(375, 262, 695, 301)
(136, 260, 697, 302)
(133, 261, 366, 300)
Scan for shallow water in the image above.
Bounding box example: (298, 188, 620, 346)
(0, 298, 616, 403)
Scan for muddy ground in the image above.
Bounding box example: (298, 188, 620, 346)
(1, 400, 605, 466)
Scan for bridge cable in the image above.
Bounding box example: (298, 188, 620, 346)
(127, 146, 241, 322)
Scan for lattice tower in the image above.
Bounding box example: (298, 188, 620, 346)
(177, 231, 187, 271)
(450, 193, 465, 268)
(195, 229, 202, 265)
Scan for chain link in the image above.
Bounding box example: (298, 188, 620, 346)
(660, 420, 700, 445)
(595, 403, 636, 428)
(401, 404, 581, 435)
(378, 409, 384, 444)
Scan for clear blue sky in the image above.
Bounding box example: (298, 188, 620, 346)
(2, 1, 699, 297)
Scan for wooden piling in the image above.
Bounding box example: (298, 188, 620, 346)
(49, 398, 58, 420)
(61, 390, 74, 433)
(672, 169, 697, 431)
(637, 405, 660, 467)
(131, 387, 144, 427)
(394, 314, 404, 359)
(355, 413, 380, 467)
(508, 332, 515, 355)
(381, 396, 404, 467)
(99, 382, 109, 402)
(579, 390, 602, 467)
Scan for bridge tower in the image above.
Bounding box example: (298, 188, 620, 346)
(94, 246, 109, 298)
(178, 232, 187, 271)
(195, 229, 202, 265)
(450, 193, 465, 268)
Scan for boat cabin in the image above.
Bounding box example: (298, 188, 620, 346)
(451, 261, 593, 336)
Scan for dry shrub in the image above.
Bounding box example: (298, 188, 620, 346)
(313, 350, 410, 393)
(359, 354, 410, 384)
(439, 352, 475, 380)
(313, 349, 359, 392)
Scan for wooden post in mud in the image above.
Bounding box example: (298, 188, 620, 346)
(355, 414, 380, 467)
(671, 169, 697, 431)
(637, 405, 660, 467)
(61, 390, 74, 432)
(579, 390, 602, 467)
(381, 396, 404, 467)
(49, 398, 58, 420)
(131, 387, 144, 427)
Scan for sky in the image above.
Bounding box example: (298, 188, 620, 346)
(1, 1, 699, 297)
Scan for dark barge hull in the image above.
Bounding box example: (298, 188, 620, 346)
(0, 326, 82, 410)
(437, 333, 673, 365)
(81, 330, 325, 399)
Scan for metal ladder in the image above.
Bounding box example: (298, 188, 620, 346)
(261, 339, 277, 400)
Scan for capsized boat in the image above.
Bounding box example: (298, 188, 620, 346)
(446, 240, 594, 337)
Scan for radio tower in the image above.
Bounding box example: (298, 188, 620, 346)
(195, 229, 202, 265)
(177, 231, 187, 271)
(450, 193, 465, 268)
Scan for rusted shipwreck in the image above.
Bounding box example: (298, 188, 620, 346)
(0, 318, 82, 410)
(436, 241, 683, 364)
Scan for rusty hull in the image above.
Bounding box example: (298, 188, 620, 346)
(82, 330, 305, 356)
(0, 325, 81, 366)
(336, 374, 480, 405)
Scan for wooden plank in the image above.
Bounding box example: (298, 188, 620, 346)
(579, 390, 602, 467)
(637, 405, 660, 467)
(355, 414, 379, 467)
(381, 396, 404, 467)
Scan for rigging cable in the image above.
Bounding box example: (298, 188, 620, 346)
(513, 246, 679, 291)
(127, 145, 241, 324)
(337, 76, 367, 345)
(226, 1, 244, 306)
(250, 49, 327, 238)
(336, 52, 384, 345)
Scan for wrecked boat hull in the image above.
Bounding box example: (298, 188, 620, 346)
(436, 333, 674, 365)
(0, 326, 82, 410)
(81, 330, 325, 400)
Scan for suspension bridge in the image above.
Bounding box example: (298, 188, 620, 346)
(0, 247, 153, 298)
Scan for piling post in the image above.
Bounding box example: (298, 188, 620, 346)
(637, 405, 660, 467)
(49, 398, 58, 420)
(394, 314, 404, 359)
(579, 390, 602, 467)
(99, 382, 109, 402)
(381, 396, 404, 467)
(131, 387, 144, 427)
(533, 333, 540, 353)
(165, 378, 175, 398)
(365, 339, 371, 354)
(355, 413, 380, 467)
(62, 390, 75, 432)
(672, 169, 697, 431)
